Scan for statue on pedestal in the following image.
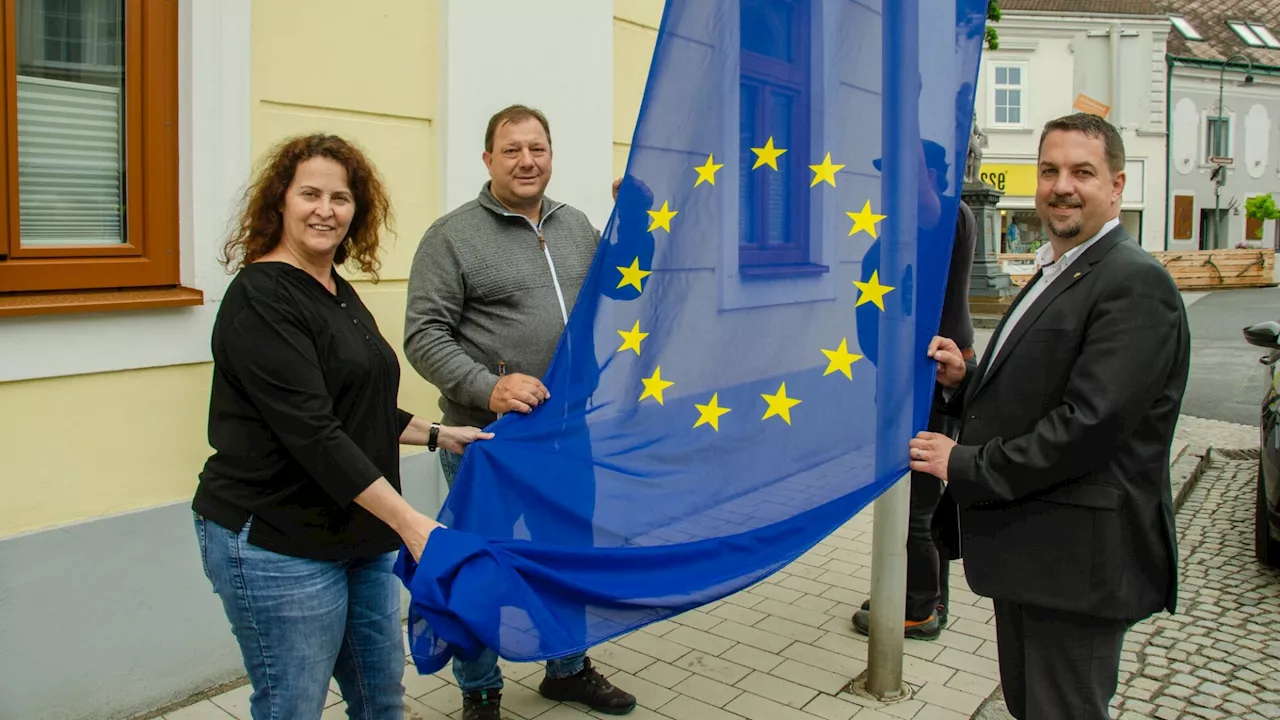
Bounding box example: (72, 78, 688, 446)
(964, 113, 987, 185)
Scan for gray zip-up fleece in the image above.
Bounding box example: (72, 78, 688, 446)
(404, 183, 599, 429)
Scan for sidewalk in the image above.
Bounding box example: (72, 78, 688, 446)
(170, 505, 995, 720)
(160, 415, 1245, 720)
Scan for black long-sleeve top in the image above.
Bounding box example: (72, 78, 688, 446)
(194, 262, 414, 560)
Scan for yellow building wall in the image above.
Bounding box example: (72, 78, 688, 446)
(613, 0, 664, 177)
(0, 0, 444, 539)
(251, 0, 443, 420)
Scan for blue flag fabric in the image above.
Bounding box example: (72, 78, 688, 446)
(396, 0, 989, 674)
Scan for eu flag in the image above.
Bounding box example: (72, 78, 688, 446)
(396, 0, 989, 674)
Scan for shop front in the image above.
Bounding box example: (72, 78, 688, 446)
(978, 159, 1146, 258)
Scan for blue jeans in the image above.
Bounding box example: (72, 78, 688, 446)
(438, 449, 585, 692)
(195, 514, 405, 719)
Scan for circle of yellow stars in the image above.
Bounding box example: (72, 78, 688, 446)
(611, 135, 897, 432)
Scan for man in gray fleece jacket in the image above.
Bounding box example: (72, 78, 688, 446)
(403, 105, 637, 719)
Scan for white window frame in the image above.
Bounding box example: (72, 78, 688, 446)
(1201, 108, 1236, 164)
(1228, 21, 1265, 47)
(988, 61, 1028, 129)
(1249, 24, 1280, 49)
(1169, 16, 1202, 41)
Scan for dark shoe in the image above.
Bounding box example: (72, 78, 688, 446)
(859, 598, 948, 628)
(853, 600, 943, 641)
(461, 689, 502, 720)
(538, 657, 637, 715)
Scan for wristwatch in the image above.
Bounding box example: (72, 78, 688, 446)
(427, 423, 440, 452)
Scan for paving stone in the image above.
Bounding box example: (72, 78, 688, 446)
(659, 694, 741, 720)
(720, 643, 786, 673)
(618, 631, 695, 664)
(670, 672, 742, 708)
(724, 691, 822, 720)
(663, 626, 737, 656)
(707, 619, 794, 654)
(914, 682, 985, 714)
(733, 670, 818, 709)
(671, 651, 752, 686)
(801, 693, 861, 720)
(765, 659, 851, 695)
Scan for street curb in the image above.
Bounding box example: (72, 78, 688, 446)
(970, 442, 1217, 720)
(1172, 444, 1212, 513)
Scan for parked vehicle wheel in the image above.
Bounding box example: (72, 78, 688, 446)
(1258, 457, 1280, 568)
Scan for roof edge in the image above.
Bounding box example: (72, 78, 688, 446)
(1167, 54, 1280, 75)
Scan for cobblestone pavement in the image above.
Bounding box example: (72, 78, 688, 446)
(1109, 453, 1280, 720)
(154, 417, 1268, 720)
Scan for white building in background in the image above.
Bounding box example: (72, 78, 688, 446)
(1159, 0, 1280, 251)
(976, 0, 1172, 253)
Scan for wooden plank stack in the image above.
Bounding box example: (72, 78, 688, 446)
(997, 249, 1276, 291)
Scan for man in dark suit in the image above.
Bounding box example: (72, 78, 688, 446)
(907, 112, 1189, 719)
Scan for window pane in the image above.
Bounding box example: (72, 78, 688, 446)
(995, 66, 1007, 85)
(1008, 106, 1021, 125)
(16, 0, 125, 248)
(1008, 67, 1021, 85)
(996, 105, 1008, 124)
(1008, 89, 1021, 109)
(995, 88, 1008, 107)
(741, 0, 794, 62)
(766, 91, 792, 246)
(739, 83, 758, 248)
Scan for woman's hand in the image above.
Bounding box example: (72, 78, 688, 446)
(398, 511, 445, 562)
(437, 425, 494, 455)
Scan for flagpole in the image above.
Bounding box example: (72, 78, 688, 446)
(863, 0, 920, 702)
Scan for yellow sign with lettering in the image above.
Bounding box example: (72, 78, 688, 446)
(977, 163, 1038, 197)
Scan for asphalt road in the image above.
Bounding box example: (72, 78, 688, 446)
(1182, 286, 1279, 426)
(963, 286, 1275, 427)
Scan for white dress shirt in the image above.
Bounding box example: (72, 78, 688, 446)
(985, 217, 1120, 366)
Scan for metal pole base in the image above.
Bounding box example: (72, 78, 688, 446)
(847, 670, 914, 704)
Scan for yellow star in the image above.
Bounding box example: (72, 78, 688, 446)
(694, 154, 724, 186)
(647, 201, 678, 233)
(639, 366, 675, 405)
(809, 152, 845, 187)
(693, 393, 732, 431)
(616, 320, 649, 355)
(846, 200, 887, 238)
(616, 257, 652, 293)
(821, 338, 864, 380)
(761, 382, 802, 425)
(853, 270, 895, 312)
(751, 136, 787, 170)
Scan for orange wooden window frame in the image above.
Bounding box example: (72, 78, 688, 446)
(0, 0, 179, 294)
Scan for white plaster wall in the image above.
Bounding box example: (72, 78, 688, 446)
(438, 0, 615, 231)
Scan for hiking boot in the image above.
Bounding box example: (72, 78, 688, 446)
(859, 598, 948, 628)
(853, 600, 944, 641)
(461, 689, 502, 720)
(538, 657, 637, 715)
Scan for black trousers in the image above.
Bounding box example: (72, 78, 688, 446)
(905, 404, 960, 621)
(906, 469, 950, 621)
(992, 600, 1130, 720)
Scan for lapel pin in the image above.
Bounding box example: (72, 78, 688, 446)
(1073, 271, 1082, 279)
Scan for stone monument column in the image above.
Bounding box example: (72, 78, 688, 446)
(961, 116, 1013, 315)
(963, 181, 1013, 301)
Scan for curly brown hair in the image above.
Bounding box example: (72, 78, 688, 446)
(221, 133, 392, 280)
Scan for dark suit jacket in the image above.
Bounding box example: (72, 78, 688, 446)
(935, 225, 1189, 622)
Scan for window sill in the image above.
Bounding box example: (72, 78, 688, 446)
(0, 286, 204, 318)
(984, 126, 1035, 135)
(739, 263, 830, 279)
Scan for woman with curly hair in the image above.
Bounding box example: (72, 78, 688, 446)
(193, 134, 491, 719)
